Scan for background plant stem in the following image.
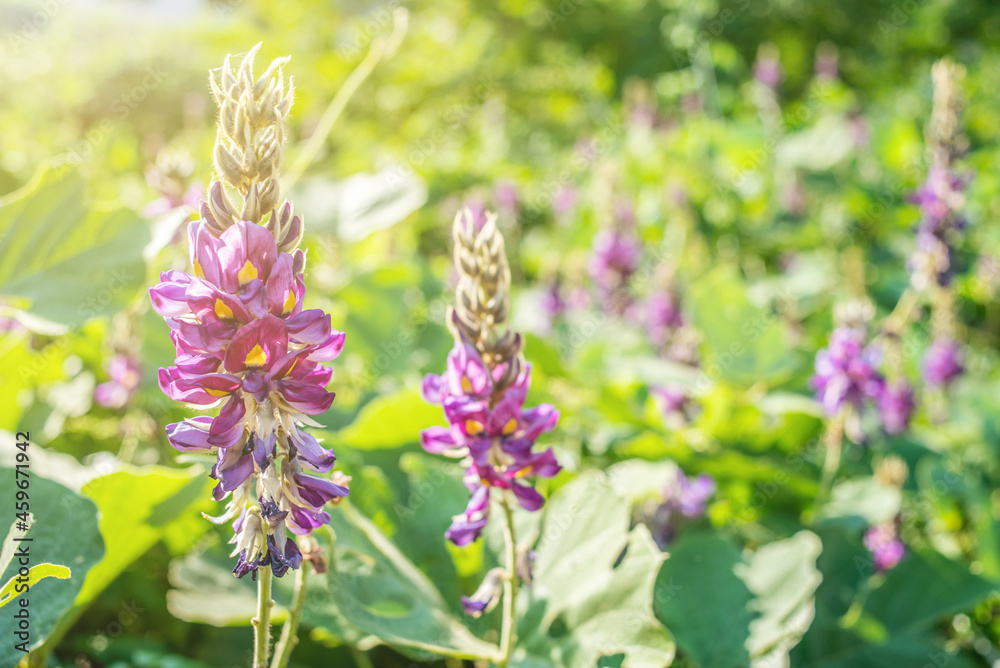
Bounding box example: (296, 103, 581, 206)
(271, 562, 310, 668)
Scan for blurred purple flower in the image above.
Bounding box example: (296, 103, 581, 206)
(877, 381, 915, 435)
(923, 339, 963, 388)
(811, 327, 885, 416)
(650, 469, 715, 549)
(753, 45, 783, 89)
(494, 180, 519, 217)
(553, 185, 577, 217)
(461, 567, 505, 617)
(589, 229, 641, 299)
(644, 291, 684, 349)
(95, 354, 142, 409)
(864, 523, 905, 573)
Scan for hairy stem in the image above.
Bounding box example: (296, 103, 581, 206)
(498, 493, 519, 668)
(271, 562, 310, 668)
(253, 565, 274, 668)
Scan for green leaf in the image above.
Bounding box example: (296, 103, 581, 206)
(311, 504, 500, 661)
(517, 472, 675, 668)
(0, 563, 71, 607)
(818, 478, 902, 530)
(0, 166, 150, 328)
(0, 469, 103, 663)
(742, 531, 823, 662)
(864, 550, 997, 634)
(336, 389, 445, 450)
(653, 533, 753, 668)
(688, 268, 799, 387)
(78, 466, 215, 606)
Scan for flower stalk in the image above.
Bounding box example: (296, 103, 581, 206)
(151, 43, 351, 668)
(253, 565, 273, 668)
(498, 493, 518, 668)
(420, 207, 561, 654)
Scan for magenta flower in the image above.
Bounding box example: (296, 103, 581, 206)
(589, 229, 641, 299)
(95, 354, 142, 409)
(811, 327, 885, 416)
(864, 522, 905, 573)
(151, 218, 348, 579)
(421, 344, 560, 545)
(924, 339, 963, 388)
(877, 381, 915, 435)
(644, 291, 684, 350)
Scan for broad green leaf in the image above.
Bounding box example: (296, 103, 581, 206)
(0, 166, 150, 328)
(793, 527, 992, 668)
(742, 531, 822, 663)
(517, 472, 675, 668)
(311, 503, 500, 661)
(336, 388, 445, 450)
(654, 533, 753, 668)
(864, 550, 997, 634)
(688, 268, 800, 386)
(0, 563, 71, 607)
(0, 470, 103, 664)
(78, 466, 215, 606)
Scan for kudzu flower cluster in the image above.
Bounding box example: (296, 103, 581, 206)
(910, 59, 968, 390)
(421, 208, 561, 547)
(151, 45, 348, 579)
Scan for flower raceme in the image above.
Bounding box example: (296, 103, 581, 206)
(151, 218, 347, 578)
(421, 343, 560, 545)
(421, 207, 562, 550)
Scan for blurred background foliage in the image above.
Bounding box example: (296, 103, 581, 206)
(1, 0, 1000, 666)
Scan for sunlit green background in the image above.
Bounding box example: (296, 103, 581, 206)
(1, 0, 1000, 666)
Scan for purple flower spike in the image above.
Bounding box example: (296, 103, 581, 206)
(924, 339, 964, 389)
(423, 345, 560, 546)
(153, 218, 350, 579)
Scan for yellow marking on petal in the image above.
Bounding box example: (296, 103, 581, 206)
(465, 420, 484, 436)
(502, 418, 518, 436)
(514, 468, 531, 478)
(214, 298, 234, 321)
(238, 260, 259, 286)
(245, 343, 267, 368)
(282, 289, 296, 315)
(193, 259, 205, 279)
(206, 387, 230, 397)
(460, 376, 473, 393)
(480, 477, 492, 486)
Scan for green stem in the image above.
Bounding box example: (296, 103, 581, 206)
(349, 647, 376, 668)
(254, 565, 274, 668)
(282, 9, 408, 192)
(270, 562, 310, 668)
(816, 410, 846, 510)
(497, 493, 519, 668)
